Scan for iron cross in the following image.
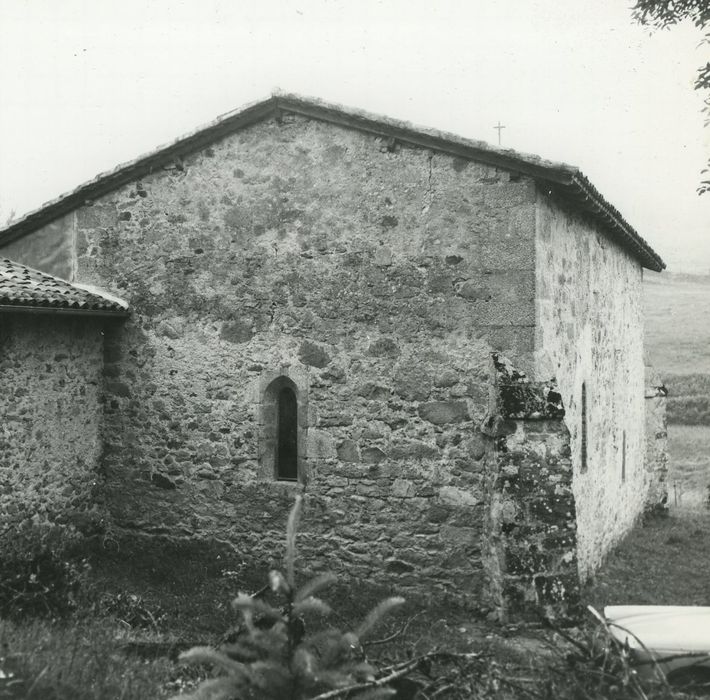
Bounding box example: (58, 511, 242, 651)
(494, 121, 506, 145)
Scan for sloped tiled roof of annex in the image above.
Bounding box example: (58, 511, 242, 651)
(0, 259, 129, 315)
(0, 91, 665, 271)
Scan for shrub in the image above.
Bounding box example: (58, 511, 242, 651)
(0, 522, 88, 619)
(171, 495, 407, 700)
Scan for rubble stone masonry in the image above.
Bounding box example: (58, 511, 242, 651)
(483, 354, 579, 621)
(535, 194, 647, 580)
(6, 115, 541, 609)
(0, 315, 105, 534)
(644, 365, 668, 513)
(0, 111, 661, 617)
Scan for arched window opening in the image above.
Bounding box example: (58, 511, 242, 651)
(580, 382, 588, 473)
(277, 386, 298, 481)
(259, 374, 307, 484)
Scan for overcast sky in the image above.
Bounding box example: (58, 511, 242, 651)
(0, 0, 708, 272)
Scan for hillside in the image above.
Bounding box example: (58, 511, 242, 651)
(644, 271, 710, 506)
(644, 271, 710, 377)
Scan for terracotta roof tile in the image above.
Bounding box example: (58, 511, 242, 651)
(0, 259, 129, 314)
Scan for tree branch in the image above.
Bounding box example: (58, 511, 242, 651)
(310, 657, 421, 699)
(309, 651, 482, 700)
(363, 612, 423, 647)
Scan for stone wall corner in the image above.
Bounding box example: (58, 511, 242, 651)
(484, 353, 581, 622)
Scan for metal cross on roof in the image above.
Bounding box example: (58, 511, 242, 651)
(494, 121, 505, 145)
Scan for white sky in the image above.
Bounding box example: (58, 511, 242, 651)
(0, 0, 708, 272)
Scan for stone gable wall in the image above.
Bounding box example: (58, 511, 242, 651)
(0, 315, 105, 536)
(534, 194, 646, 580)
(1, 114, 543, 608)
(1, 114, 652, 613)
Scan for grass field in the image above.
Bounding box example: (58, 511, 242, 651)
(0, 618, 180, 699)
(644, 272, 710, 376)
(667, 424, 710, 509)
(644, 271, 710, 504)
(586, 509, 710, 608)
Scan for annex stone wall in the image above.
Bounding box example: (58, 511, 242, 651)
(483, 355, 579, 621)
(534, 194, 646, 580)
(645, 364, 668, 513)
(3, 114, 541, 609)
(0, 315, 105, 536)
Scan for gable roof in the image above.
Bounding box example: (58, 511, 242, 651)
(0, 259, 129, 316)
(0, 92, 664, 271)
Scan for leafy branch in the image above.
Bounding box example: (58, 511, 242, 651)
(632, 0, 710, 194)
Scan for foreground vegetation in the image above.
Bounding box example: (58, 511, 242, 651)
(2, 504, 710, 699)
(0, 618, 178, 700)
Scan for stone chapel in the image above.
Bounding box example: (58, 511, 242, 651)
(0, 93, 668, 619)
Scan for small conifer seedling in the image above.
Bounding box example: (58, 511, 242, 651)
(171, 495, 405, 700)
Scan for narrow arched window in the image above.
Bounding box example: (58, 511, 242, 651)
(259, 375, 307, 483)
(621, 430, 626, 483)
(276, 386, 298, 481)
(580, 382, 588, 473)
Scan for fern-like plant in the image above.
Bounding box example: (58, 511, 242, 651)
(171, 495, 405, 700)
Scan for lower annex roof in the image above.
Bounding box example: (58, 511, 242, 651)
(0, 259, 129, 316)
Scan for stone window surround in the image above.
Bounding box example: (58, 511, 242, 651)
(257, 367, 309, 485)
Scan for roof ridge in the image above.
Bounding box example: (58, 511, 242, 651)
(273, 90, 582, 176)
(0, 92, 664, 271)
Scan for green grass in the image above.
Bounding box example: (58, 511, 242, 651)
(644, 272, 710, 376)
(643, 271, 710, 497)
(586, 510, 710, 608)
(0, 617, 187, 700)
(584, 421, 710, 608)
(667, 424, 710, 509)
(3, 528, 706, 700)
(4, 437, 708, 700)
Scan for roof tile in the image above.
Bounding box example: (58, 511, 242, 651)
(0, 259, 128, 314)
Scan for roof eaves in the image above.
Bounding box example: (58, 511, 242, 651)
(0, 91, 665, 271)
(567, 174, 665, 272)
(0, 303, 130, 318)
(0, 258, 131, 315)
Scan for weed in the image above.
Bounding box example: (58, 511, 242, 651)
(0, 523, 89, 620)
(95, 590, 167, 630)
